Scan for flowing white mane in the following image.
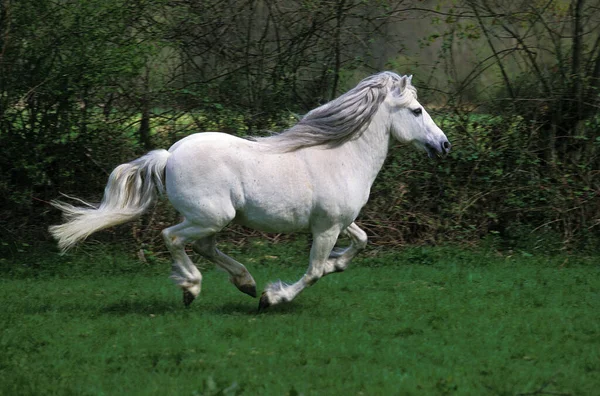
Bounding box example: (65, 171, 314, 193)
(256, 71, 417, 152)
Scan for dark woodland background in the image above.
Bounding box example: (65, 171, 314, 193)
(1, 0, 599, 255)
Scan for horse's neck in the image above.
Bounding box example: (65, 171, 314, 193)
(339, 116, 391, 188)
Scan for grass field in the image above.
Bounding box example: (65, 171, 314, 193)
(1, 239, 599, 395)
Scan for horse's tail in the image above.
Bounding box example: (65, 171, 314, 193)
(49, 149, 171, 252)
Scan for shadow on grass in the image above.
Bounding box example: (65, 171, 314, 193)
(202, 300, 305, 316)
(100, 298, 180, 316)
(100, 298, 304, 317)
(257, 301, 305, 315)
(20, 295, 305, 317)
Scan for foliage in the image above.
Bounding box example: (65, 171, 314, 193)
(379, 0, 600, 250)
(0, 0, 599, 250)
(0, 0, 161, 235)
(1, 243, 599, 394)
(366, 112, 599, 251)
(160, 0, 407, 112)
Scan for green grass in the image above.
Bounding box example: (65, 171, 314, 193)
(1, 241, 599, 395)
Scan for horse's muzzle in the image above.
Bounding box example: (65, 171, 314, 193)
(425, 140, 451, 158)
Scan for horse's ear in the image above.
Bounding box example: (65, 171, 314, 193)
(391, 76, 409, 97)
(407, 75, 413, 84)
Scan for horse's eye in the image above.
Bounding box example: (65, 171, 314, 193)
(412, 108, 422, 116)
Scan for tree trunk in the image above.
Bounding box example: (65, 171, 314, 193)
(138, 67, 152, 151)
(571, 0, 584, 119)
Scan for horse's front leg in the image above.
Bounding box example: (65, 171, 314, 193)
(259, 226, 340, 310)
(325, 222, 367, 274)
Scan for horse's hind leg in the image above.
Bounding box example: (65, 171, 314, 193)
(162, 220, 211, 306)
(192, 236, 257, 298)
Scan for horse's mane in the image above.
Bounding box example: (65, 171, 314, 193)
(255, 71, 416, 152)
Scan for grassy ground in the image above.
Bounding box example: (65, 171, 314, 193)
(1, 240, 599, 395)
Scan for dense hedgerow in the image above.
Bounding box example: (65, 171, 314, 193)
(1, 108, 598, 254)
(367, 113, 599, 251)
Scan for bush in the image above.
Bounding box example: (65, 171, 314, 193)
(364, 112, 599, 252)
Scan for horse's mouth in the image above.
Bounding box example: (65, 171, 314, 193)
(425, 141, 451, 158)
(425, 145, 440, 158)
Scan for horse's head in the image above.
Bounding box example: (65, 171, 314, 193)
(387, 75, 450, 158)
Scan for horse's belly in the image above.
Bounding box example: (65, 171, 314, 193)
(233, 197, 312, 233)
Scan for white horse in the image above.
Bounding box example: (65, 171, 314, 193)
(49, 72, 450, 309)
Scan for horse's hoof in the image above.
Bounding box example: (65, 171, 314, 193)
(258, 292, 271, 312)
(183, 290, 196, 307)
(237, 283, 257, 298)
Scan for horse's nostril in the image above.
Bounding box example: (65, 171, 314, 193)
(442, 141, 451, 152)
